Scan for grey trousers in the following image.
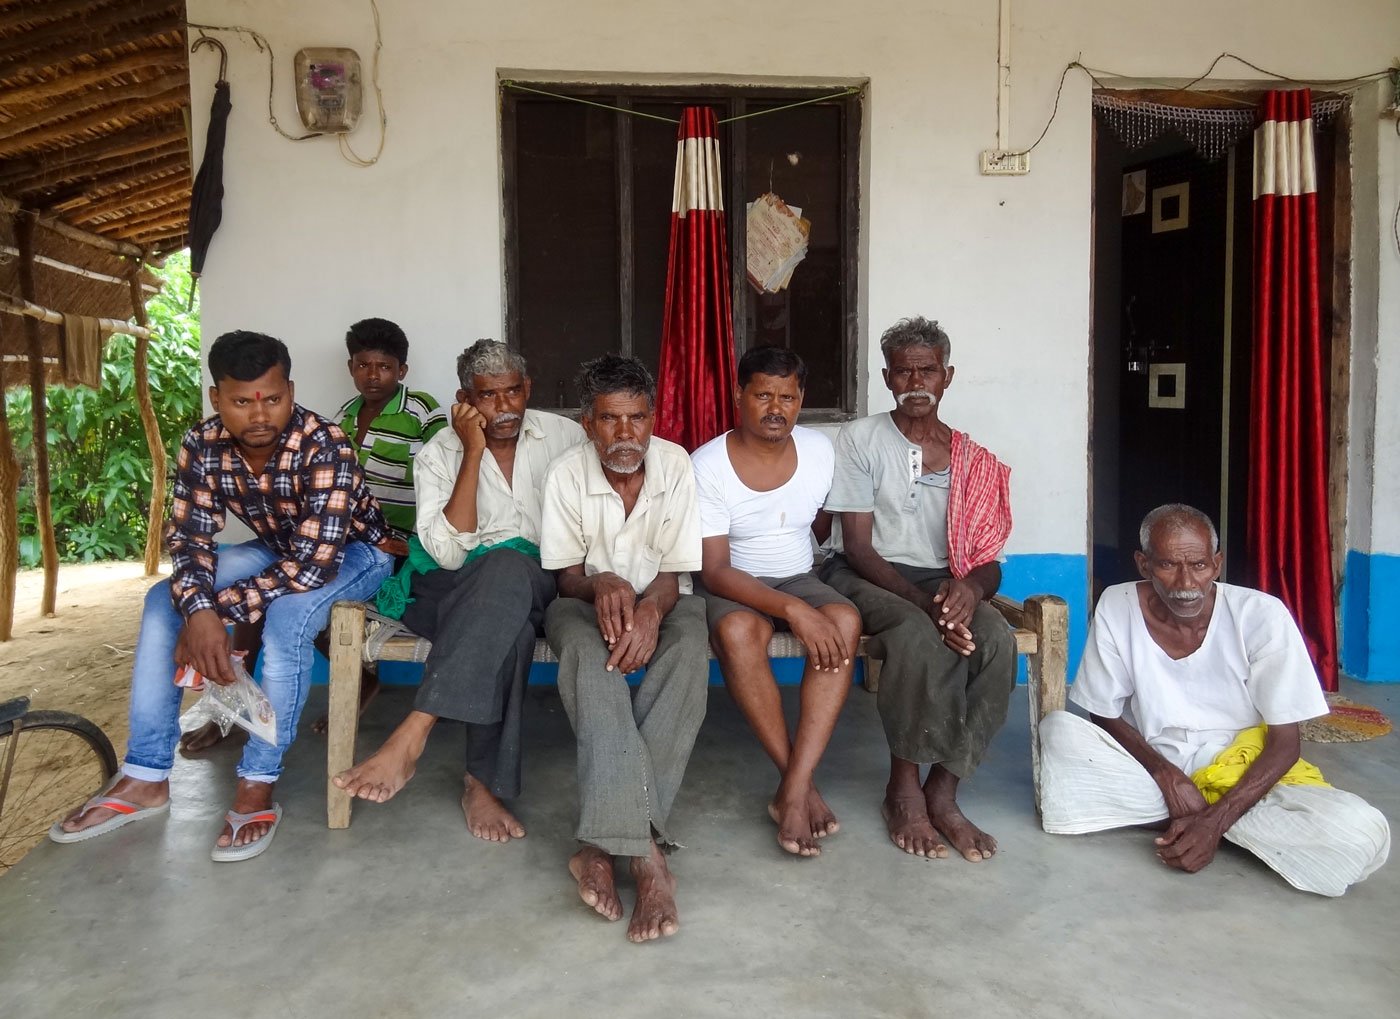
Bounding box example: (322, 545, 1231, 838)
(545, 595, 709, 857)
(401, 548, 555, 799)
(821, 556, 1016, 776)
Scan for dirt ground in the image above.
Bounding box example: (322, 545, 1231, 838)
(0, 561, 163, 869)
(0, 560, 160, 736)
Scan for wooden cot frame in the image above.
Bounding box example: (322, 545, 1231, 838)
(324, 592, 1070, 829)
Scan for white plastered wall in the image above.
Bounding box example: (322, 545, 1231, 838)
(186, 0, 1400, 559)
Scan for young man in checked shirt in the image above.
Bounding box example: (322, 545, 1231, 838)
(52, 331, 395, 861)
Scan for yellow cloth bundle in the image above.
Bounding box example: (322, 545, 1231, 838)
(1190, 725, 1330, 805)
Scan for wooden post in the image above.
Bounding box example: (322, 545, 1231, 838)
(0, 321, 18, 641)
(327, 600, 366, 829)
(16, 213, 57, 617)
(127, 261, 165, 576)
(1022, 594, 1069, 813)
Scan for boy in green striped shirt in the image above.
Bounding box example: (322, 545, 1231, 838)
(337, 318, 448, 552)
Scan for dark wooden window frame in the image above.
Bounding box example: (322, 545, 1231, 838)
(501, 81, 863, 417)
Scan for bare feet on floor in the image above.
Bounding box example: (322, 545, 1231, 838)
(767, 778, 825, 857)
(58, 776, 169, 834)
(881, 792, 949, 858)
(925, 768, 996, 862)
(215, 779, 277, 849)
(311, 672, 381, 734)
(569, 845, 623, 922)
(461, 774, 525, 843)
(178, 721, 246, 755)
(628, 843, 680, 944)
(331, 715, 431, 802)
(807, 785, 839, 839)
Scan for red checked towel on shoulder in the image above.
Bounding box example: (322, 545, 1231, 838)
(947, 430, 1012, 579)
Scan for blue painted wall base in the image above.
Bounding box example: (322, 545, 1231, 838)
(307, 552, 1090, 689)
(1342, 549, 1400, 682)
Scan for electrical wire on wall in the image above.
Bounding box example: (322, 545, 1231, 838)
(187, 0, 386, 168)
(1006, 51, 1397, 158)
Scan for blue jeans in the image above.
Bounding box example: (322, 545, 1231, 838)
(123, 540, 393, 784)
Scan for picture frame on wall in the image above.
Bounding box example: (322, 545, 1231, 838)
(1122, 169, 1147, 216)
(1151, 182, 1190, 233)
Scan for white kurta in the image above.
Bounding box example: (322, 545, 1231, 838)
(1040, 581, 1390, 897)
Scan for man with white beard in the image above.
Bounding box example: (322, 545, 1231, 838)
(1038, 504, 1390, 896)
(334, 340, 582, 843)
(821, 317, 1016, 863)
(539, 354, 707, 944)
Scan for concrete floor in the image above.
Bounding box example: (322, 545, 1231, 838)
(2, 680, 1397, 1019)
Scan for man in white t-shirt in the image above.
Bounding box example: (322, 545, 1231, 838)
(691, 346, 862, 859)
(540, 354, 707, 944)
(1039, 504, 1390, 896)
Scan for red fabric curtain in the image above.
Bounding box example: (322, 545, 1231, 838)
(1248, 89, 1338, 690)
(655, 107, 736, 451)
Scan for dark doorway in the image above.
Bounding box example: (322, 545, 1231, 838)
(1090, 101, 1342, 602)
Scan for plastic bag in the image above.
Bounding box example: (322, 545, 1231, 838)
(176, 653, 278, 744)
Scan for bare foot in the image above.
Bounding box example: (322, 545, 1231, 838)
(628, 843, 680, 943)
(569, 845, 623, 921)
(767, 779, 820, 857)
(215, 779, 277, 849)
(331, 712, 432, 802)
(312, 672, 381, 735)
(881, 793, 948, 858)
(461, 774, 526, 843)
(925, 768, 996, 862)
(59, 776, 168, 834)
(178, 721, 247, 755)
(808, 785, 839, 839)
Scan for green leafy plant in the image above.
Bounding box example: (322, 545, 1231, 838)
(4, 252, 201, 565)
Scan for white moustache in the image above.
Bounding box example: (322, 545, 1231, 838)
(601, 440, 646, 474)
(490, 412, 522, 427)
(898, 389, 938, 406)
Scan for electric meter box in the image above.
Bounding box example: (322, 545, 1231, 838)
(293, 47, 363, 134)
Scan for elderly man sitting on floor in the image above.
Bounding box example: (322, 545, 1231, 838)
(1039, 503, 1390, 897)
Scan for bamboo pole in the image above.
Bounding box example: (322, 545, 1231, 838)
(127, 261, 164, 576)
(16, 214, 57, 617)
(0, 194, 145, 257)
(71, 172, 190, 222)
(0, 51, 181, 105)
(0, 245, 160, 292)
(0, 319, 18, 640)
(0, 290, 152, 340)
(0, 124, 185, 187)
(0, 17, 181, 80)
(0, 73, 188, 143)
(0, 86, 187, 157)
(0, 1, 178, 67)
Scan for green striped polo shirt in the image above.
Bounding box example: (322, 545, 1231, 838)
(337, 384, 448, 539)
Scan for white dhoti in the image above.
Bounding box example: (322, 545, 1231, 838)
(1038, 710, 1391, 898)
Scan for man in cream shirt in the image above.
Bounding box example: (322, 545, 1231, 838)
(540, 354, 707, 945)
(334, 340, 582, 843)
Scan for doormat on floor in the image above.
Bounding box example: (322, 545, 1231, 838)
(1301, 694, 1393, 743)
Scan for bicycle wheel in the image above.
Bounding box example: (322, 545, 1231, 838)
(0, 711, 118, 871)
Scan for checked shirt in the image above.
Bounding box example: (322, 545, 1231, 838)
(166, 405, 388, 623)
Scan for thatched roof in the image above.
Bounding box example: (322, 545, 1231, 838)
(0, 1, 190, 256)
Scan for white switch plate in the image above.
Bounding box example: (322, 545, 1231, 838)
(980, 149, 1030, 175)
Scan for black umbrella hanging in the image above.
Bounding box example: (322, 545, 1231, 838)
(186, 36, 231, 309)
